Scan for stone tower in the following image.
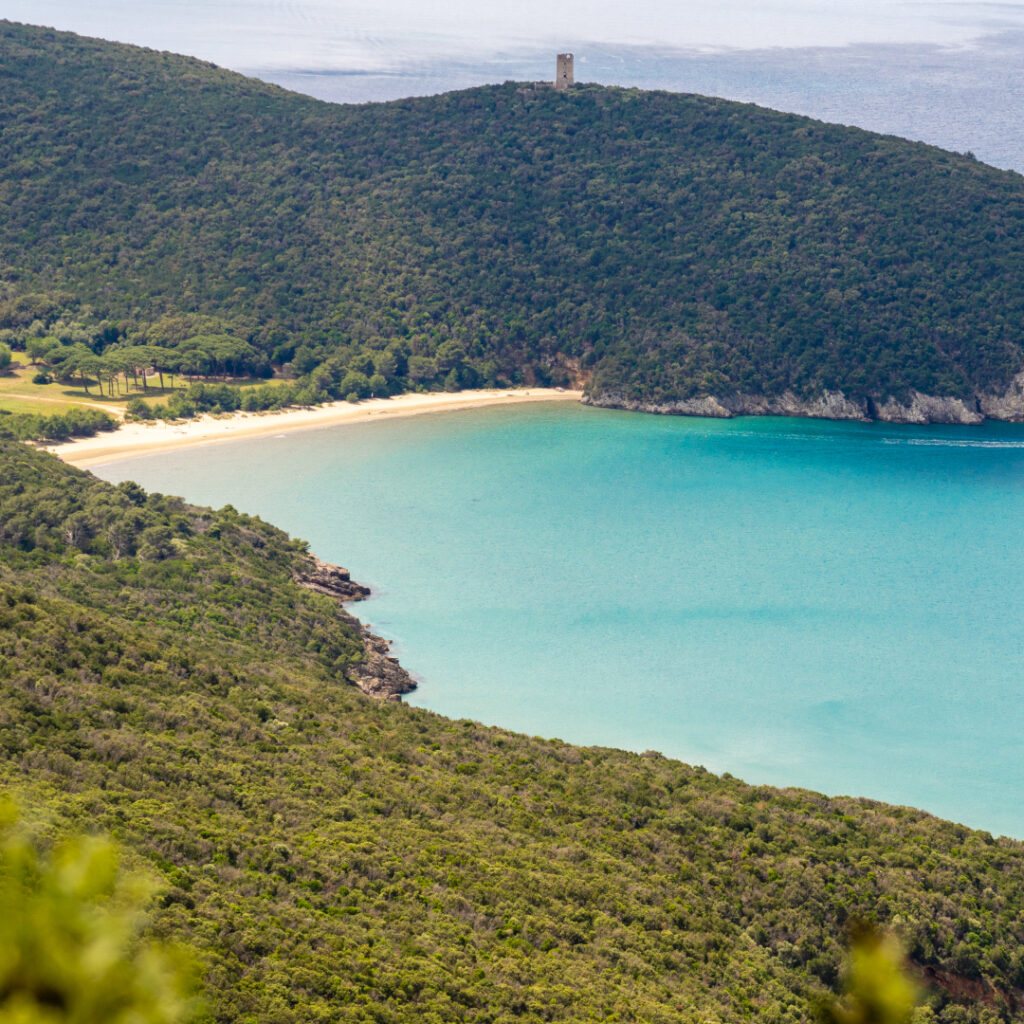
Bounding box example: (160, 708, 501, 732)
(555, 53, 574, 90)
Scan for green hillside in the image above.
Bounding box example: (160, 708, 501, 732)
(3, 21, 1024, 420)
(2, 439, 1024, 1024)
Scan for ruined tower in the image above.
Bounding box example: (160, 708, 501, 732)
(555, 53, 574, 90)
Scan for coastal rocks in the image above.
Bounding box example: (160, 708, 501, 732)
(581, 392, 733, 418)
(978, 371, 1024, 421)
(583, 389, 870, 421)
(873, 392, 983, 425)
(732, 390, 870, 420)
(585, 382, 1024, 424)
(292, 555, 370, 601)
(352, 631, 417, 701)
(293, 555, 416, 700)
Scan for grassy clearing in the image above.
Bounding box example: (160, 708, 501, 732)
(0, 395, 96, 415)
(0, 358, 291, 418)
(0, 361, 108, 415)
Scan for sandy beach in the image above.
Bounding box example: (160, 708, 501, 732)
(48, 388, 583, 468)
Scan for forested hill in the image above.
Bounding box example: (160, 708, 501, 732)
(4, 22, 1024, 419)
(3, 438, 1024, 1023)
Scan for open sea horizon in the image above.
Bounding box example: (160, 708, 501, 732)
(96, 403, 1024, 839)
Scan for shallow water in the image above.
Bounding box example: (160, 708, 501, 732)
(97, 404, 1024, 837)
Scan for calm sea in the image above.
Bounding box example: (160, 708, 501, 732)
(97, 403, 1024, 837)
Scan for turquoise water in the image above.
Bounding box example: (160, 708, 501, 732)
(97, 404, 1024, 837)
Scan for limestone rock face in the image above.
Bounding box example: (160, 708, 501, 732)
(978, 372, 1024, 421)
(583, 390, 869, 421)
(585, 380, 1024, 424)
(292, 556, 371, 601)
(727, 390, 870, 420)
(873, 393, 983, 425)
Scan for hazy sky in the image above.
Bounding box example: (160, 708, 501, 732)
(6, 0, 1024, 72)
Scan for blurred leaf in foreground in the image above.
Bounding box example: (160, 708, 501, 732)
(0, 798, 199, 1024)
(821, 921, 919, 1024)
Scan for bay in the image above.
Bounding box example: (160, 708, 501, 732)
(97, 404, 1024, 837)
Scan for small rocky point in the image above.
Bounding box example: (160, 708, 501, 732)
(293, 556, 416, 701)
(292, 555, 371, 601)
(353, 631, 417, 702)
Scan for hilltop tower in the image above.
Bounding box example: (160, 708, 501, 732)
(555, 53, 574, 90)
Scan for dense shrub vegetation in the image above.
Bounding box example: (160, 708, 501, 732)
(0, 406, 116, 441)
(3, 21, 1024, 413)
(2, 441, 1023, 1023)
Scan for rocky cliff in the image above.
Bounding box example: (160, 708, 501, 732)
(584, 373, 1024, 425)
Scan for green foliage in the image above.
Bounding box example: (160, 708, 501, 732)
(2, 21, 1024, 414)
(0, 440, 365, 674)
(0, 408, 115, 443)
(124, 396, 152, 421)
(0, 801, 197, 1024)
(820, 925, 918, 1024)
(2, 442, 1024, 1023)
(0, 344, 11, 372)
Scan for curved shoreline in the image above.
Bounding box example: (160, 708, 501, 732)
(48, 388, 583, 468)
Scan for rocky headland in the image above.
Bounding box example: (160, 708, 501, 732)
(293, 555, 416, 701)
